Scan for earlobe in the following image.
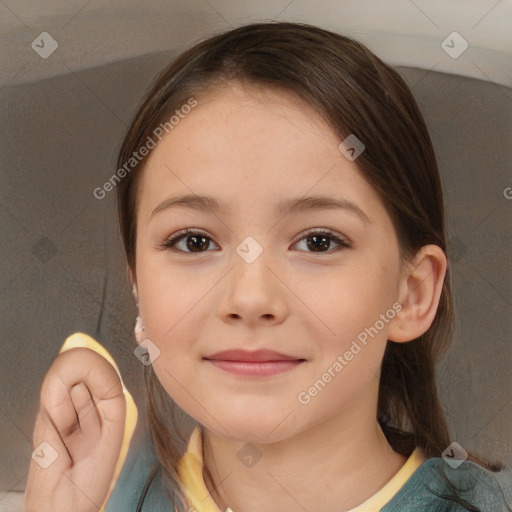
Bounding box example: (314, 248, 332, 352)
(128, 265, 138, 302)
(388, 245, 447, 343)
(134, 314, 146, 344)
(128, 265, 145, 343)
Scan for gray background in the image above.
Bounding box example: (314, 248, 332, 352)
(1, 1, 511, 509)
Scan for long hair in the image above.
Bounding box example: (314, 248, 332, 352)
(115, 21, 502, 511)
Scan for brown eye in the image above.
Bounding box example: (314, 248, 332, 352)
(162, 229, 218, 253)
(306, 234, 331, 252)
(293, 229, 351, 253)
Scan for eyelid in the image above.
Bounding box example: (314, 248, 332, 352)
(162, 227, 218, 249)
(166, 227, 210, 240)
(291, 227, 351, 248)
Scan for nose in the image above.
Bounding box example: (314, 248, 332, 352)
(217, 241, 289, 327)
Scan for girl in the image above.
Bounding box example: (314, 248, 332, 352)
(25, 22, 512, 512)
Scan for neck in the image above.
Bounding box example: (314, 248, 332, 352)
(201, 381, 410, 512)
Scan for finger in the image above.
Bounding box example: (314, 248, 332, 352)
(26, 410, 64, 512)
(52, 348, 124, 403)
(70, 382, 101, 439)
(40, 371, 82, 440)
(29, 403, 72, 480)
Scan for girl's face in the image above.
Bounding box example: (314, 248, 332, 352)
(133, 82, 405, 443)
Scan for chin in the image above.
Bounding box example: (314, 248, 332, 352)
(206, 411, 300, 444)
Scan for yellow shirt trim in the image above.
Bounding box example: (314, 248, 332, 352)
(178, 425, 423, 512)
(177, 425, 224, 512)
(346, 447, 423, 511)
(58, 332, 139, 512)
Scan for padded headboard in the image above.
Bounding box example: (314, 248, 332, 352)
(1, 53, 511, 497)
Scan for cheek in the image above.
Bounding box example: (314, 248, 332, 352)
(137, 255, 214, 341)
(295, 256, 400, 393)
(293, 264, 396, 406)
(296, 257, 399, 338)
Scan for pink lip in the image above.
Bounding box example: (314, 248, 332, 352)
(204, 349, 301, 362)
(206, 359, 303, 377)
(204, 349, 305, 377)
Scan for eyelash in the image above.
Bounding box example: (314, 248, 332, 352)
(161, 227, 351, 254)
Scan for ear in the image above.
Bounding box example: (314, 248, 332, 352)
(128, 264, 138, 302)
(388, 244, 447, 343)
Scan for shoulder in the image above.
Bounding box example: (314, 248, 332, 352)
(104, 427, 175, 512)
(383, 456, 512, 511)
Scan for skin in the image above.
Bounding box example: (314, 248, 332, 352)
(130, 82, 447, 511)
(25, 348, 125, 512)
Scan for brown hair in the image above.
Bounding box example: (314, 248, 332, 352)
(115, 21, 501, 511)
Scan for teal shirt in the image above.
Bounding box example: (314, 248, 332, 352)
(105, 430, 512, 511)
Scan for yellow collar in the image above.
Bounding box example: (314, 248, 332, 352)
(177, 424, 423, 512)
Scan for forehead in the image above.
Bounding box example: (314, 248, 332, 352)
(135, 82, 385, 223)
(143, 81, 340, 168)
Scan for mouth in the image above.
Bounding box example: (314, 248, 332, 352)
(203, 349, 306, 377)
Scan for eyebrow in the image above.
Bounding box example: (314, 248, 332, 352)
(150, 194, 371, 223)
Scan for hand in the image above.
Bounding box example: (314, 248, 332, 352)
(25, 346, 126, 512)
